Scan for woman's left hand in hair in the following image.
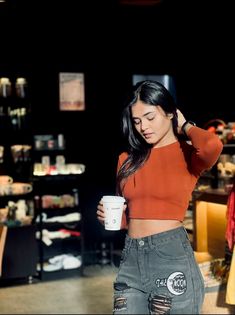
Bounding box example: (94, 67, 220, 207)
(176, 109, 186, 134)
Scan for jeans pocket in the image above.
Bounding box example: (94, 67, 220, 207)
(153, 237, 188, 260)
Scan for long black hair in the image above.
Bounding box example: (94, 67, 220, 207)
(117, 80, 178, 194)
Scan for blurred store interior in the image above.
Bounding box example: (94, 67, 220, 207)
(0, 2, 234, 310)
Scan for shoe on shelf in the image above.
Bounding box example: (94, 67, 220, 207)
(44, 261, 63, 272)
(63, 255, 82, 269)
(48, 254, 70, 264)
(44, 254, 82, 272)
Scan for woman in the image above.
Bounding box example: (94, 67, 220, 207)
(97, 80, 223, 314)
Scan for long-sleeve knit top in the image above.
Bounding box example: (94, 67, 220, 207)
(118, 126, 223, 224)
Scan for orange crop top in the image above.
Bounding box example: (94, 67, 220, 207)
(117, 126, 223, 227)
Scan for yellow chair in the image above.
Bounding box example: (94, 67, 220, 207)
(193, 201, 227, 263)
(0, 224, 8, 276)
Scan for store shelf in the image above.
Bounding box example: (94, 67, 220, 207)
(0, 76, 38, 284)
(32, 141, 85, 281)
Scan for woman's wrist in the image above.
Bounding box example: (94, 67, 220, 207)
(181, 120, 196, 136)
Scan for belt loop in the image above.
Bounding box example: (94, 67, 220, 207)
(148, 235, 152, 247)
(182, 226, 187, 235)
(126, 234, 132, 250)
(128, 237, 132, 250)
(182, 226, 190, 240)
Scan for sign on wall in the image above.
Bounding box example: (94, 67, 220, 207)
(59, 72, 85, 111)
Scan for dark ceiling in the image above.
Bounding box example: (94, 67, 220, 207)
(0, 0, 233, 74)
(0, 0, 234, 124)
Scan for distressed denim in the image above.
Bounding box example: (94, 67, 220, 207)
(113, 226, 205, 314)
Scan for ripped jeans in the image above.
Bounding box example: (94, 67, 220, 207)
(113, 226, 205, 314)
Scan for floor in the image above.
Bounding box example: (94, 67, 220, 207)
(0, 264, 235, 314)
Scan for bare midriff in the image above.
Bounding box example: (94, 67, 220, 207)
(128, 219, 183, 238)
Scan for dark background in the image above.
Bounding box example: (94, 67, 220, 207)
(0, 0, 234, 259)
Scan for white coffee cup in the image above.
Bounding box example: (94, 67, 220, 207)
(102, 195, 125, 231)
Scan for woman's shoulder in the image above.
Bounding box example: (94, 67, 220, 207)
(117, 151, 129, 170)
(118, 151, 128, 162)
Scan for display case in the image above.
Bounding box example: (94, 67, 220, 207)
(32, 134, 85, 281)
(0, 76, 38, 285)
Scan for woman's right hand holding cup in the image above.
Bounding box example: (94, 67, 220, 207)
(97, 196, 127, 230)
(97, 200, 105, 226)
